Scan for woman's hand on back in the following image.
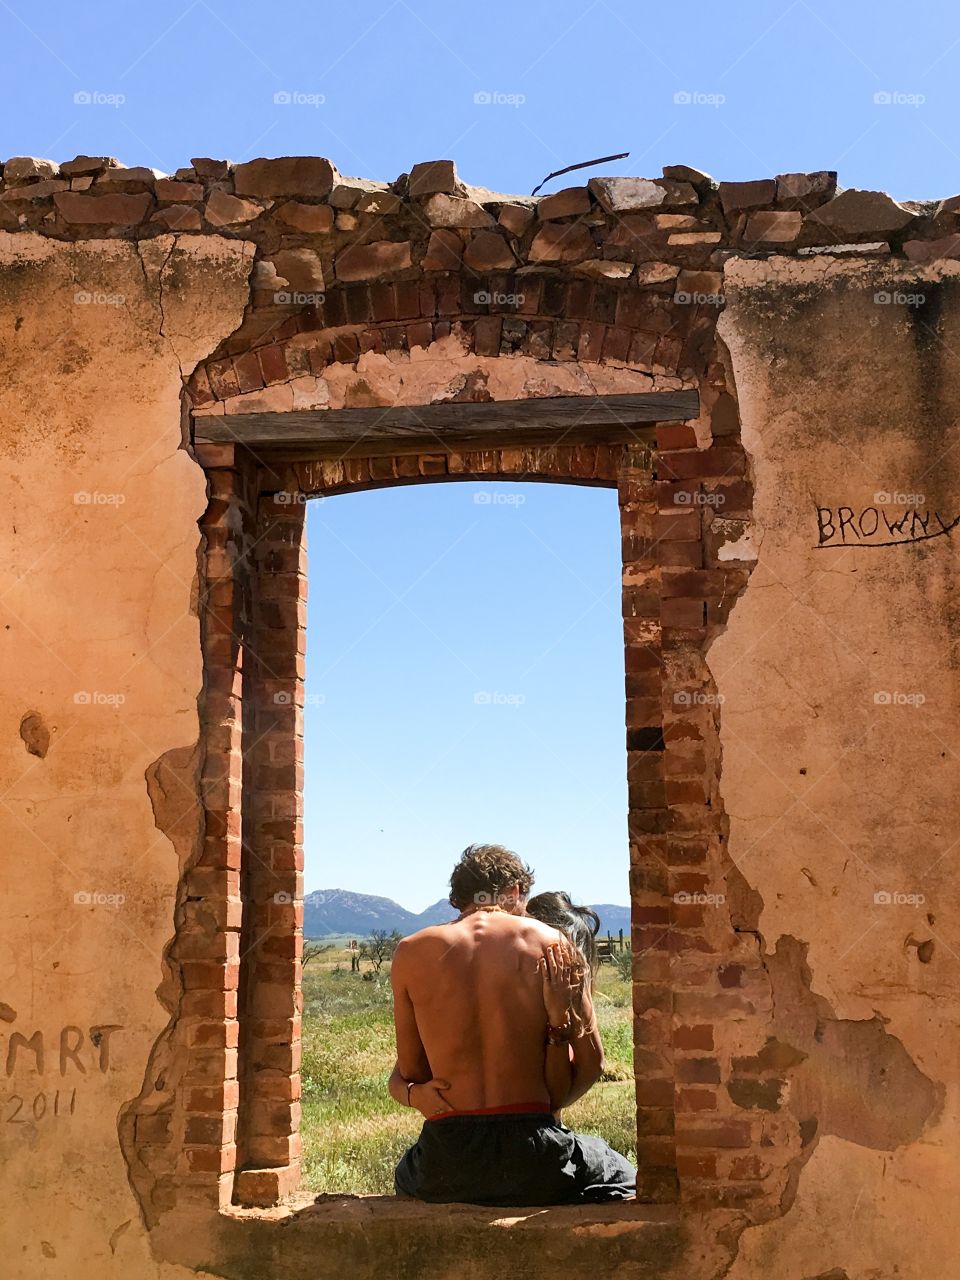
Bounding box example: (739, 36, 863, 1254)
(539, 940, 582, 1026)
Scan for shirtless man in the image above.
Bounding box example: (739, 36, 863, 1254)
(389, 844, 636, 1205)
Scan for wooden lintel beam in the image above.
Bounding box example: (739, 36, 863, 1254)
(192, 390, 700, 451)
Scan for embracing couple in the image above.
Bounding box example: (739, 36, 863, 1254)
(387, 843, 636, 1206)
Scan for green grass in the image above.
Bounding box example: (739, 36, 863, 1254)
(300, 949, 636, 1195)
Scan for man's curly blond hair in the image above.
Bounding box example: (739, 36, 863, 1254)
(448, 843, 534, 910)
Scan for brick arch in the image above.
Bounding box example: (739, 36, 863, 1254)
(130, 276, 764, 1222)
(261, 442, 626, 500)
(187, 269, 717, 417)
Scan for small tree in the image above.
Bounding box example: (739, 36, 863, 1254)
(358, 929, 402, 975)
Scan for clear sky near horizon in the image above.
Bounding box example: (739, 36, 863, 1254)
(3, 0, 959, 908)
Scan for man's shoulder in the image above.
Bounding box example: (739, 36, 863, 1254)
(396, 922, 457, 949)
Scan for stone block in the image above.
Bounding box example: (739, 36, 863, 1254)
(775, 170, 837, 208)
(408, 160, 462, 198)
(462, 230, 515, 270)
(335, 240, 413, 281)
(59, 155, 119, 177)
(718, 179, 777, 215)
(422, 193, 495, 228)
(529, 222, 595, 262)
(53, 192, 152, 224)
(155, 179, 203, 202)
(537, 186, 592, 219)
(274, 201, 334, 233)
(3, 156, 59, 184)
(804, 188, 914, 236)
(205, 190, 263, 226)
(151, 205, 202, 230)
(589, 176, 667, 212)
(233, 156, 338, 198)
(742, 210, 802, 243)
(498, 203, 535, 235)
(270, 249, 325, 292)
(421, 229, 463, 271)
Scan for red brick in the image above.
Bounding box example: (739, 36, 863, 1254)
(661, 599, 706, 628)
(678, 1122, 752, 1148)
(677, 1152, 716, 1178)
(657, 424, 699, 451)
(577, 323, 606, 363)
(657, 448, 746, 480)
(233, 351, 264, 394)
(656, 511, 701, 542)
(673, 1024, 715, 1051)
(636, 1078, 675, 1108)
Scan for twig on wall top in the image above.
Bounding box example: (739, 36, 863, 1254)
(531, 152, 630, 197)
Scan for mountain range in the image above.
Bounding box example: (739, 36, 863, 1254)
(304, 889, 630, 939)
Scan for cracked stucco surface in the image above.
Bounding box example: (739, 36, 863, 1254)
(0, 232, 251, 1279)
(1, 235, 958, 1279)
(716, 257, 960, 1280)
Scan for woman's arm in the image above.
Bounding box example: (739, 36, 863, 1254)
(541, 942, 605, 1110)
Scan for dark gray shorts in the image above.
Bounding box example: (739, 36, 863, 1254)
(395, 1112, 636, 1206)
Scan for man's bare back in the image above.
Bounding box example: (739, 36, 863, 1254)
(392, 909, 564, 1112)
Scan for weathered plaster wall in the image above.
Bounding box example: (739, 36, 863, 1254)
(716, 258, 960, 1279)
(2, 153, 960, 1280)
(0, 232, 251, 1279)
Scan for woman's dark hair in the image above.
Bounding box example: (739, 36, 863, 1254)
(526, 891, 601, 979)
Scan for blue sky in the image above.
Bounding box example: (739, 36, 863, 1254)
(3, 0, 958, 908)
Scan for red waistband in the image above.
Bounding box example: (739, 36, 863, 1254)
(427, 1101, 553, 1122)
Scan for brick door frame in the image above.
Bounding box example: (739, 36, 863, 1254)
(127, 419, 757, 1221)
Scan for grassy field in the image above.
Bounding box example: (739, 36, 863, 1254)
(300, 944, 635, 1195)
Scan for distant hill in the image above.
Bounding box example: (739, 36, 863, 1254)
(304, 889, 629, 940)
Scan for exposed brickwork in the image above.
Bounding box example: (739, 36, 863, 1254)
(88, 150, 917, 1226)
(122, 441, 260, 1216)
(125, 349, 772, 1223)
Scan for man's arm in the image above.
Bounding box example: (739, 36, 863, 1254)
(390, 941, 430, 1082)
(389, 940, 452, 1117)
